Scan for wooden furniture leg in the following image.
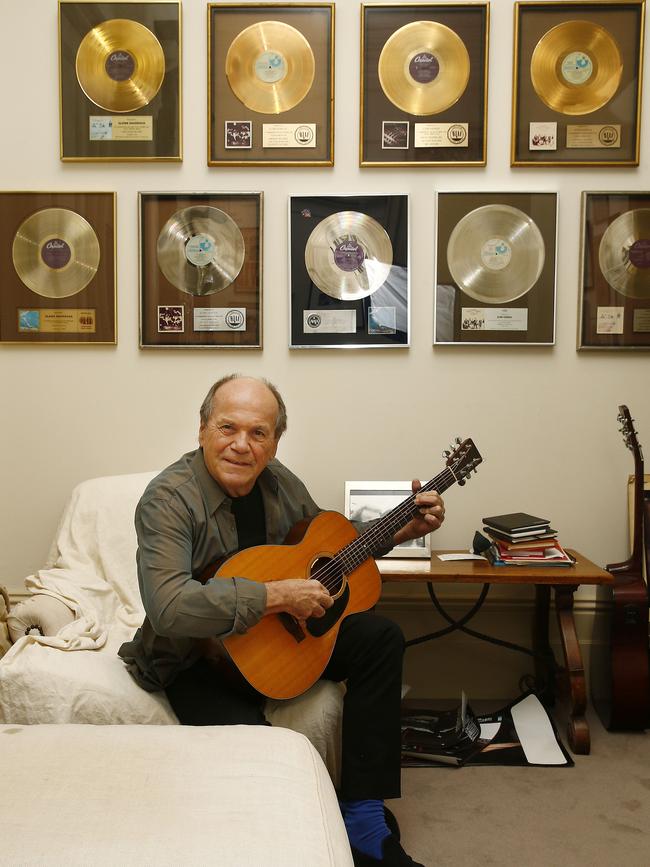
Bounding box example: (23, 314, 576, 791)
(554, 585, 590, 754)
(533, 585, 557, 707)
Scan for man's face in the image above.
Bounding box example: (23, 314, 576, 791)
(199, 378, 279, 497)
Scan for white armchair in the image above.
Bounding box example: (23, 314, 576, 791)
(1, 471, 344, 779)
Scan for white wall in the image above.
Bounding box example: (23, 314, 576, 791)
(1, 0, 649, 606)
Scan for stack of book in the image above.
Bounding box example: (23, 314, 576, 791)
(481, 512, 574, 566)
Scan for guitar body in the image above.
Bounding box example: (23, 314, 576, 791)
(590, 406, 650, 731)
(219, 511, 382, 700)
(591, 575, 650, 730)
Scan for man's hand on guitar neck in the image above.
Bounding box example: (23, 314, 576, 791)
(392, 479, 446, 546)
(264, 578, 334, 620)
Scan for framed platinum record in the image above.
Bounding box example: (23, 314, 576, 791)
(289, 194, 409, 348)
(434, 191, 558, 345)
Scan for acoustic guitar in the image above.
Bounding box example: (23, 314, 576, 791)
(591, 406, 650, 730)
(202, 438, 482, 700)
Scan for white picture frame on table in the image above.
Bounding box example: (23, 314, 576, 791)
(344, 481, 431, 559)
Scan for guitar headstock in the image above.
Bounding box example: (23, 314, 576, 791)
(444, 437, 483, 486)
(618, 405, 644, 464)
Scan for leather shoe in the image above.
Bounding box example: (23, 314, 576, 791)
(351, 834, 426, 867)
(384, 806, 400, 841)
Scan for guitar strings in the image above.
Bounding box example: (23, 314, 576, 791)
(309, 467, 457, 594)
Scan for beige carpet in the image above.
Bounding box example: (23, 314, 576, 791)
(389, 706, 650, 867)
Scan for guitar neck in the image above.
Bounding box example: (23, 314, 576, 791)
(608, 407, 645, 577)
(336, 466, 458, 573)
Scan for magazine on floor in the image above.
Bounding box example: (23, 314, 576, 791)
(401, 692, 573, 768)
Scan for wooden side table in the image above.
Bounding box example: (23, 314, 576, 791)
(378, 550, 612, 755)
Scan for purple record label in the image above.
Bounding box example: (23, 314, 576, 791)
(333, 240, 365, 272)
(41, 238, 71, 269)
(628, 239, 650, 269)
(409, 52, 439, 84)
(105, 50, 135, 82)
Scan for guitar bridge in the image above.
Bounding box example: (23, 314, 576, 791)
(277, 612, 306, 643)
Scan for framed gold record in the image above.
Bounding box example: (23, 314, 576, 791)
(59, 1, 182, 161)
(290, 194, 409, 349)
(139, 192, 262, 348)
(360, 3, 489, 168)
(578, 192, 650, 350)
(434, 192, 558, 346)
(511, 2, 645, 167)
(0, 192, 116, 344)
(208, 4, 334, 166)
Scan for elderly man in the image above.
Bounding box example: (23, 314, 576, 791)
(119, 374, 445, 867)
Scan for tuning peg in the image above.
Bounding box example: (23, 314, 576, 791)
(442, 449, 451, 458)
(455, 436, 462, 445)
(458, 478, 466, 486)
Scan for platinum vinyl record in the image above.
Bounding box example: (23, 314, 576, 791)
(377, 20, 470, 116)
(12, 207, 100, 298)
(156, 206, 245, 296)
(225, 20, 315, 114)
(304, 211, 393, 301)
(75, 18, 165, 113)
(447, 204, 545, 304)
(598, 209, 650, 299)
(530, 19, 622, 116)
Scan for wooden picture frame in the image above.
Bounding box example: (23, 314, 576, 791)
(139, 192, 263, 348)
(511, 1, 645, 167)
(0, 191, 116, 344)
(345, 481, 432, 559)
(578, 192, 650, 350)
(289, 193, 409, 349)
(360, 2, 489, 168)
(208, 3, 334, 167)
(434, 191, 558, 345)
(58, 1, 182, 162)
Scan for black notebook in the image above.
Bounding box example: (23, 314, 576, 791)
(482, 512, 550, 534)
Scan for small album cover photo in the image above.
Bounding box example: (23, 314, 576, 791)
(158, 305, 184, 332)
(578, 191, 650, 350)
(382, 121, 409, 149)
(434, 191, 558, 346)
(225, 121, 252, 148)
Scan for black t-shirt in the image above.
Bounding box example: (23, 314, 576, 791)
(231, 481, 266, 550)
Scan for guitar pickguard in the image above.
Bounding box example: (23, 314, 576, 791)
(306, 584, 350, 638)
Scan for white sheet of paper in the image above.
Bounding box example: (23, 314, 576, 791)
(510, 694, 566, 765)
(479, 722, 501, 740)
(436, 553, 486, 561)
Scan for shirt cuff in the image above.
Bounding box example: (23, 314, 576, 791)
(231, 577, 267, 634)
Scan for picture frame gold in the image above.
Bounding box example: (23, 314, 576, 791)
(289, 193, 409, 349)
(207, 3, 334, 167)
(578, 191, 650, 351)
(511, 1, 645, 167)
(360, 2, 489, 168)
(139, 192, 263, 349)
(0, 191, 116, 345)
(59, 1, 182, 162)
(434, 191, 558, 346)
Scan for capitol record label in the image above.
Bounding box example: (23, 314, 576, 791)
(566, 124, 620, 149)
(596, 306, 624, 334)
(89, 116, 153, 141)
(262, 123, 316, 148)
(303, 309, 356, 333)
(529, 122, 557, 150)
(17, 308, 96, 333)
(633, 309, 650, 333)
(461, 308, 528, 331)
(193, 307, 246, 332)
(414, 123, 468, 148)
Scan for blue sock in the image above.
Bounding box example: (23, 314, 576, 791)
(340, 799, 391, 859)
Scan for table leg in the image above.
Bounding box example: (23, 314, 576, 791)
(554, 585, 590, 754)
(533, 585, 557, 706)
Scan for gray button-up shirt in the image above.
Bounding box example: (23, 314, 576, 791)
(119, 448, 392, 691)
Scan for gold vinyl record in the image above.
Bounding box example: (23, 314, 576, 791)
(157, 206, 245, 297)
(305, 212, 393, 301)
(12, 208, 100, 298)
(75, 18, 165, 113)
(377, 20, 470, 116)
(447, 204, 545, 304)
(530, 20, 622, 116)
(598, 209, 650, 300)
(225, 21, 315, 114)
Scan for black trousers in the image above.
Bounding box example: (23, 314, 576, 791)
(166, 612, 405, 800)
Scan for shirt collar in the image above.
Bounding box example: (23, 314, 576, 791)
(191, 448, 279, 514)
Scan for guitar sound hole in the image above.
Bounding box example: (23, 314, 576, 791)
(310, 557, 343, 597)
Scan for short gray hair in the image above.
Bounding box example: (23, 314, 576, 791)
(199, 374, 287, 439)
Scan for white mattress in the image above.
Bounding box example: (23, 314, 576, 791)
(1, 723, 353, 867)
